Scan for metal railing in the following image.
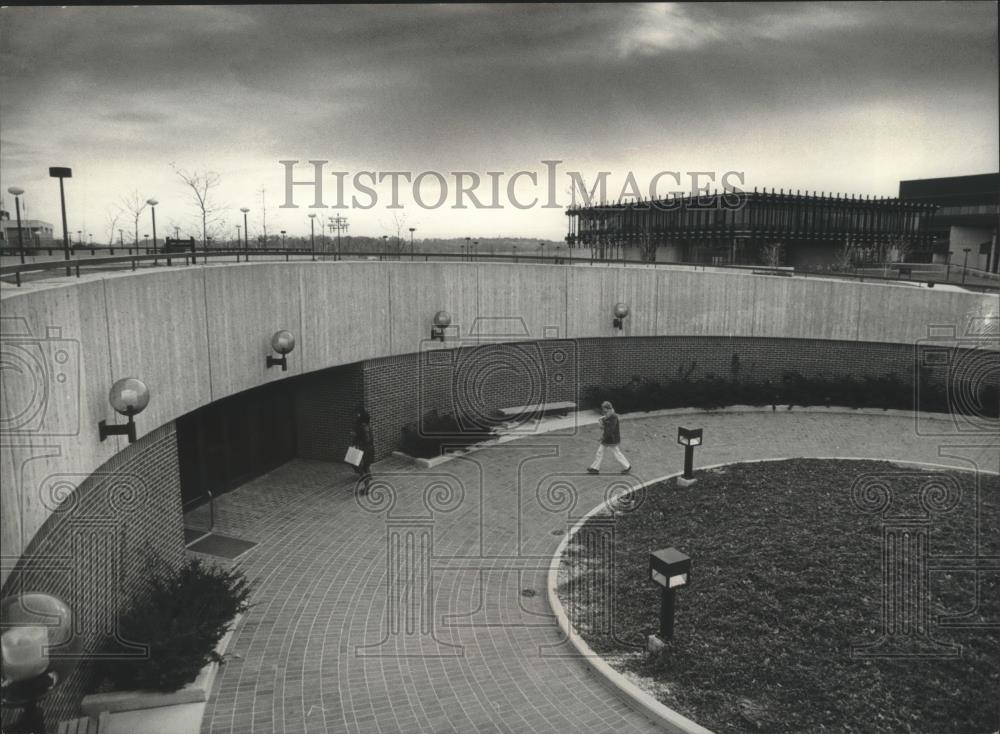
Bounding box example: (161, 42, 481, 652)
(2, 247, 997, 292)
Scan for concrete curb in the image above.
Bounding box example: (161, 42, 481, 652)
(546, 456, 997, 733)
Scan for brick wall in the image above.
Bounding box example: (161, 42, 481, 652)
(362, 336, 996, 460)
(293, 362, 365, 462)
(0, 422, 184, 728)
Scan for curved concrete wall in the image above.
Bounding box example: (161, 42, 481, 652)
(1, 262, 996, 582)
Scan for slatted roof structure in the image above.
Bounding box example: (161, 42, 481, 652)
(565, 188, 938, 266)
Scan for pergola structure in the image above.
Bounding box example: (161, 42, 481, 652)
(565, 188, 939, 267)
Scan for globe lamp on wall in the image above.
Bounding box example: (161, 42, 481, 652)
(430, 311, 452, 342)
(266, 330, 296, 371)
(613, 303, 630, 331)
(98, 377, 150, 443)
(1, 592, 77, 734)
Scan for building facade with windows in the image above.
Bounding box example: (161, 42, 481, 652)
(0, 209, 55, 250)
(898, 172, 999, 274)
(565, 188, 938, 268)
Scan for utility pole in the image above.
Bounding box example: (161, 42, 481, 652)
(260, 188, 268, 247)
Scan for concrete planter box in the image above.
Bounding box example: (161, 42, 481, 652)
(81, 614, 241, 717)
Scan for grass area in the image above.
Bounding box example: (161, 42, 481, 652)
(557, 459, 999, 733)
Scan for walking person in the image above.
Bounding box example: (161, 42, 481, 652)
(351, 407, 375, 494)
(587, 401, 631, 474)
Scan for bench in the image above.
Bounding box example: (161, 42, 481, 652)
(497, 401, 576, 420)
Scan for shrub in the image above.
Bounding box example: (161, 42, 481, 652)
(94, 557, 253, 692)
(583, 369, 993, 417)
(400, 409, 495, 459)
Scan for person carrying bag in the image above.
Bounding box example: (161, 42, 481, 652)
(348, 407, 375, 494)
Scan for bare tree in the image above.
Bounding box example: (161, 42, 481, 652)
(119, 191, 148, 247)
(832, 241, 855, 271)
(104, 205, 123, 248)
(760, 242, 783, 267)
(172, 165, 224, 247)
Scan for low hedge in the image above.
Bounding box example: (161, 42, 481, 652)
(584, 370, 997, 418)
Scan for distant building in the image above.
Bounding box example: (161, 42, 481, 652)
(898, 172, 999, 274)
(565, 189, 936, 268)
(0, 209, 55, 250)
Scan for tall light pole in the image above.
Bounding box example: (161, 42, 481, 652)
(473, 239, 479, 261)
(409, 227, 415, 260)
(281, 230, 286, 249)
(240, 207, 250, 259)
(48, 167, 72, 274)
(308, 213, 316, 261)
(465, 236, 471, 262)
(146, 198, 159, 254)
(962, 247, 972, 284)
(7, 186, 25, 264)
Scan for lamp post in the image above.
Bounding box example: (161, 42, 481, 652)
(676, 427, 703, 486)
(308, 213, 316, 261)
(962, 247, 971, 284)
(7, 186, 25, 264)
(48, 167, 72, 275)
(146, 198, 158, 253)
(144, 234, 149, 253)
(281, 230, 286, 248)
(409, 227, 415, 260)
(473, 239, 478, 261)
(235, 225, 241, 251)
(382, 234, 388, 259)
(240, 207, 250, 259)
(465, 236, 470, 262)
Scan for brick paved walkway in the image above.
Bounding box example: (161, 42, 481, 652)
(198, 411, 997, 734)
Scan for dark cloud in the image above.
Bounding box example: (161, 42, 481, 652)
(0, 2, 996, 238)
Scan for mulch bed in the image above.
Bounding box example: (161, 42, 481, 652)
(557, 459, 999, 733)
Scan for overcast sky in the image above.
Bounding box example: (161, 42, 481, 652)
(1, 2, 997, 243)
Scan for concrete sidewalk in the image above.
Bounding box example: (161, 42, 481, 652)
(196, 411, 997, 733)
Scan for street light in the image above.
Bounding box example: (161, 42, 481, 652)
(465, 236, 471, 262)
(281, 230, 287, 249)
(7, 186, 25, 264)
(308, 213, 317, 261)
(473, 239, 479, 261)
(409, 227, 416, 260)
(962, 247, 972, 284)
(48, 166, 72, 274)
(146, 198, 159, 253)
(240, 207, 250, 259)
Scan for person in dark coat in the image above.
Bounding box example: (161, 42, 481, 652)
(587, 401, 631, 474)
(352, 407, 374, 493)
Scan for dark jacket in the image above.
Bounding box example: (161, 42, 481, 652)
(600, 413, 621, 445)
(354, 420, 374, 451)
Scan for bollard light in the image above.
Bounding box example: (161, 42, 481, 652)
(648, 547, 691, 646)
(266, 330, 295, 370)
(430, 311, 452, 342)
(677, 426, 703, 485)
(613, 302, 630, 330)
(98, 378, 150, 443)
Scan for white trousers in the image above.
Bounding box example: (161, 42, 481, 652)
(590, 443, 630, 470)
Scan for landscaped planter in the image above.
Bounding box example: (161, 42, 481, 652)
(80, 614, 241, 717)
